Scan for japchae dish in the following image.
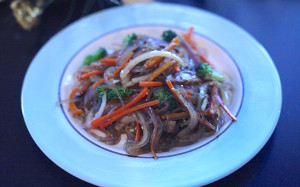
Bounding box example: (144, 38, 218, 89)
(65, 27, 236, 158)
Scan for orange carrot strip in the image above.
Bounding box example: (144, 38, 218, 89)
(183, 27, 193, 41)
(199, 53, 215, 68)
(91, 87, 149, 128)
(144, 36, 180, 68)
(135, 122, 141, 142)
(173, 64, 181, 72)
(79, 70, 104, 80)
(100, 58, 117, 65)
(92, 75, 114, 90)
(186, 90, 192, 96)
(183, 27, 198, 50)
(166, 79, 187, 109)
(198, 113, 216, 131)
(186, 90, 192, 99)
(69, 88, 83, 115)
(161, 112, 189, 120)
(113, 52, 134, 76)
(101, 100, 160, 128)
(183, 27, 215, 68)
(139, 81, 163, 87)
(148, 61, 174, 81)
(166, 79, 175, 89)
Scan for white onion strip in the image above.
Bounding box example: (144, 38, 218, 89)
(123, 73, 152, 87)
(93, 92, 107, 119)
(171, 87, 198, 137)
(120, 50, 185, 80)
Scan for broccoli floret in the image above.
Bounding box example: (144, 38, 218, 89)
(107, 87, 132, 101)
(195, 63, 224, 82)
(96, 85, 132, 101)
(154, 88, 172, 101)
(154, 88, 177, 111)
(162, 29, 177, 42)
(83, 47, 107, 66)
(123, 33, 137, 46)
(96, 85, 107, 98)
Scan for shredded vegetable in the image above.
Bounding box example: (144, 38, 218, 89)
(63, 28, 236, 159)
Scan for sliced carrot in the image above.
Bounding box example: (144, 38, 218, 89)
(139, 81, 163, 87)
(198, 113, 216, 131)
(199, 53, 215, 68)
(166, 79, 187, 109)
(79, 70, 104, 80)
(186, 90, 192, 96)
(183, 27, 198, 50)
(92, 75, 114, 90)
(144, 36, 180, 69)
(183, 27, 215, 68)
(113, 52, 134, 76)
(173, 64, 181, 72)
(100, 58, 117, 66)
(185, 89, 192, 99)
(183, 27, 194, 41)
(148, 61, 174, 81)
(69, 87, 83, 115)
(161, 112, 189, 120)
(166, 79, 174, 89)
(91, 87, 149, 129)
(135, 122, 141, 143)
(100, 100, 160, 128)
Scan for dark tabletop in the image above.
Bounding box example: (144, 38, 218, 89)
(1, 0, 299, 186)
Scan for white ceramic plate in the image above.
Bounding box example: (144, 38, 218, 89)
(21, 2, 281, 187)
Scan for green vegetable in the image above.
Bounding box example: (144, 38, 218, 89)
(153, 88, 176, 111)
(96, 86, 132, 101)
(195, 63, 224, 81)
(83, 47, 107, 66)
(96, 85, 107, 98)
(123, 33, 137, 46)
(162, 29, 177, 42)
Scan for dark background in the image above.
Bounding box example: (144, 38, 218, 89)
(1, 0, 299, 186)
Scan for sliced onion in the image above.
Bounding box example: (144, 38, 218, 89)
(104, 66, 117, 89)
(83, 109, 94, 129)
(216, 81, 233, 105)
(121, 74, 131, 85)
(120, 116, 136, 124)
(117, 43, 139, 66)
(120, 50, 185, 80)
(171, 87, 198, 137)
(89, 126, 121, 145)
(93, 91, 107, 119)
(83, 87, 97, 109)
(200, 95, 208, 111)
(123, 111, 151, 155)
(123, 73, 152, 87)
